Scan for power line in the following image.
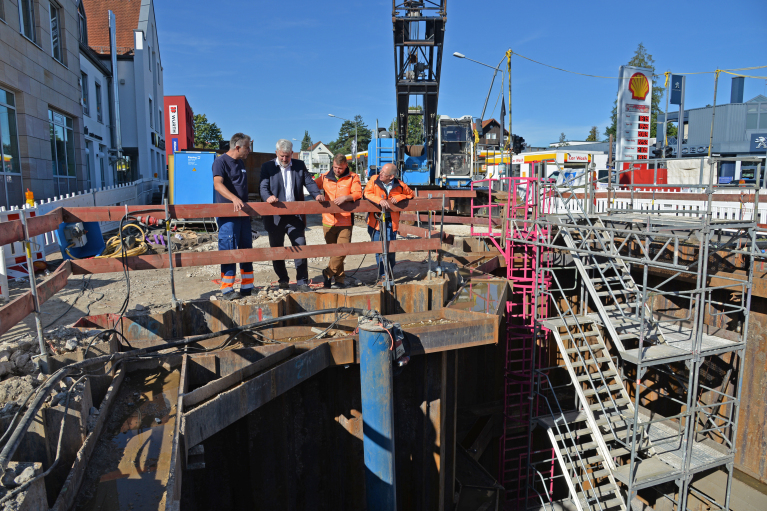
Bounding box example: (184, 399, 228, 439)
(509, 50, 767, 80)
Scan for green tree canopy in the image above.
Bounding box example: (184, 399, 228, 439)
(389, 106, 424, 146)
(193, 114, 223, 149)
(605, 43, 673, 140)
(586, 126, 599, 142)
(300, 131, 313, 151)
(328, 115, 372, 155)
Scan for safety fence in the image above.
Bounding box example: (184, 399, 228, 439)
(0, 179, 157, 299)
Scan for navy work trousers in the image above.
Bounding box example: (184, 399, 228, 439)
(216, 216, 254, 294)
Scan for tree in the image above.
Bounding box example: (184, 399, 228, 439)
(193, 114, 223, 149)
(300, 131, 313, 151)
(557, 132, 569, 147)
(605, 43, 672, 140)
(586, 126, 599, 142)
(388, 107, 424, 146)
(328, 115, 372, 155)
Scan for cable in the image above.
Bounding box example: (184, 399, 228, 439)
(42, 275, 91, 329)
(96, 223, 148, 258)
(509, 50, 767, 80)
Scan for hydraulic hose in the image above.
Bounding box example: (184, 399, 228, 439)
(0, 306, 365, 477)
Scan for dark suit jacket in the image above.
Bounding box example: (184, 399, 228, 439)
(259, 159, 322, 226)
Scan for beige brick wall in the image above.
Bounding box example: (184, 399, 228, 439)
(0, 0, 85, 205)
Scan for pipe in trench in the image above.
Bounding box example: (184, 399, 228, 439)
(359, 322, 397, 510)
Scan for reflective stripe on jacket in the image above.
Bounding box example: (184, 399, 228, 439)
(314, 170, 362, 227)
(363, 177, 414, 231)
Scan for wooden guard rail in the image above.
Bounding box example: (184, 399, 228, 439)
(0, 199, 448, 337)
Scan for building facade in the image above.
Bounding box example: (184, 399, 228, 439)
(82, 0, 166, 187)
(473, 118, 508, 147)
(299, 141, 334, 174)
(79, 36, 114, 190)
(163, 95, 193, 159)
(0, 0, 87, 208)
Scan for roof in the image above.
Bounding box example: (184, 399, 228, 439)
(308, 141, 323, 151)
(747, 95, 767, 103)
(82, 0, 142, 55)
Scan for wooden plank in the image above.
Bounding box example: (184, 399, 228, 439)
(165, 355, 188, 511)
(182, 343, 332, 448)
(0, 261, 71, 337)
(70, 237, 441, 274)
(182, 346, 294, 408)
(0, 208, 63, 246)
(60, 198, 444, 222)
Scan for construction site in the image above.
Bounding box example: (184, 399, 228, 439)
(0, 152, 764, 511)
(1, 1, 767, 510)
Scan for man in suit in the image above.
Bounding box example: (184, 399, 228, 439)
(260, 139, 323, 292)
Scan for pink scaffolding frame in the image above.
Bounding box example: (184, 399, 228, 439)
(470, 177, 552, 509)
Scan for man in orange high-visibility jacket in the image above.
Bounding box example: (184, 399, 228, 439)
(315, 154, 362, 289)
(364, 163, 414, 285)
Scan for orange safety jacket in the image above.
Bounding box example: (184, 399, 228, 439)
(364, 177, 414, 231)
(314, 169, 362, 227)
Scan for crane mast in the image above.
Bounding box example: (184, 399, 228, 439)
(392, 0, 446, 184)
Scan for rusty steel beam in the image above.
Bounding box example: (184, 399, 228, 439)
(400, 213, 500, 226)
(398, 224, 455, 245)
(182, 343, 333, 448)
(0, 261, 72, 337)
(69, 238, 440, 275)
(61, 198, 444, 223)
(413, 190, 477, 198)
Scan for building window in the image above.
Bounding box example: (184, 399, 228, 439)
(158, 110, 162, 132)
(486, 132, 497, 140)
(148, 46, 151, 71)
(149, 98, 153, 128)
(761, 104, 767, 129)
(0, 0, 5, 21)
(50, 3, 62, 63)
(77, 0, 87, 45)
(95, 82, 103, 122)
(0, 88, 23, 209)
(49, 109, 77, 197)
(99, 144, 106, 186)
(747, 104, 758, 130)
(85, 140, 93, 190)
(81, 73, 89, 116)
(157, 60, 161, 85)
(19, 0, 37, 43)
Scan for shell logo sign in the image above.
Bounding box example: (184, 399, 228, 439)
(629, 73, 650, 100)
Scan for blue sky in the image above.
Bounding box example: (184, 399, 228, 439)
(157, 0, 767, 152)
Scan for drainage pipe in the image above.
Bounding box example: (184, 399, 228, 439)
(359, 322, 397, 510)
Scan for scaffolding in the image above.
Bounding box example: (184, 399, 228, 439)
(495, 157, 760, 510)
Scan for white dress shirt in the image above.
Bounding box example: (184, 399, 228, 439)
(276, 158, 294, 202)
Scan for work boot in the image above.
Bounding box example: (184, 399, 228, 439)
(331, 281, 346, 289)
(219, 291, 242, 301)
(322, 270, 331, 289)
(278, 281, 290, 290)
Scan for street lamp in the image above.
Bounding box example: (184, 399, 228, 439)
(452, 52, 506, 121)
(328, 113, 358, 165)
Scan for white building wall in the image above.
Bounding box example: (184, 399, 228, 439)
(78, 54, 114, 189)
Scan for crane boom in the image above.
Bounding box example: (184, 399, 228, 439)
(392, 0, 446, 184)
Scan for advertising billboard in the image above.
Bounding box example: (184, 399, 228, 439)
(615, 65, 653, 162)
